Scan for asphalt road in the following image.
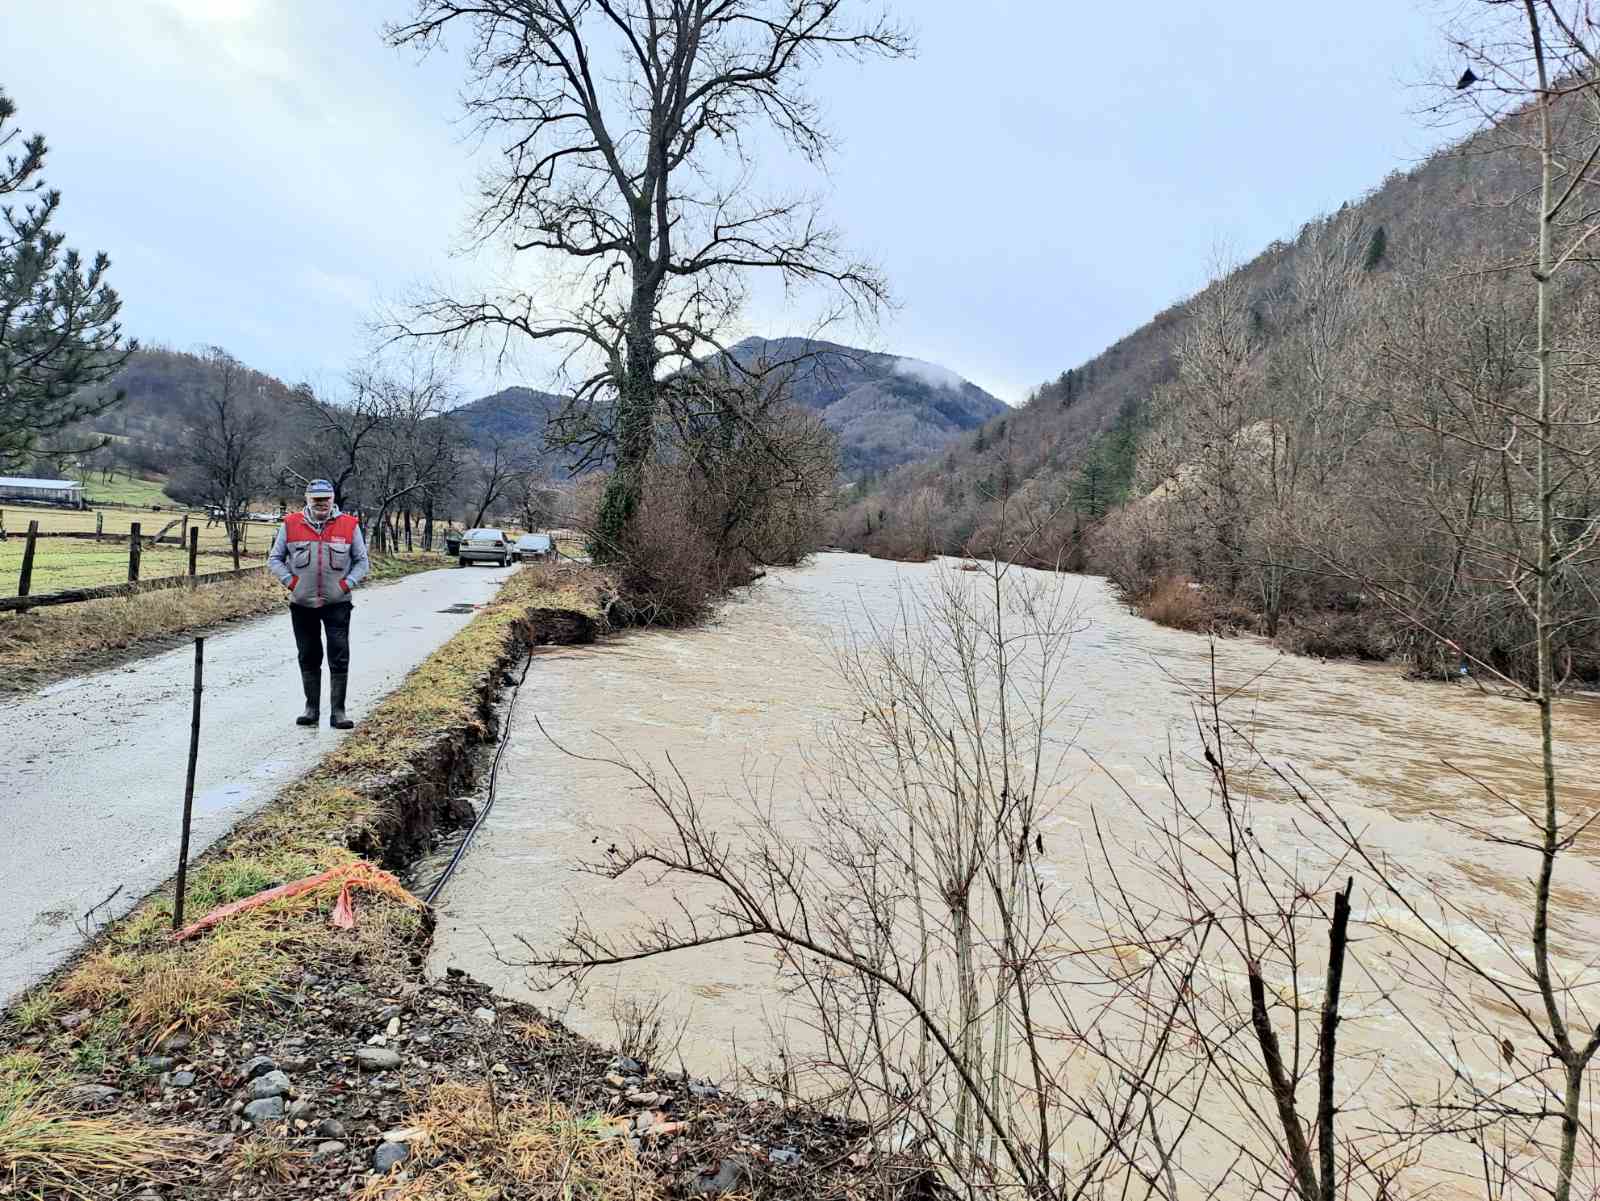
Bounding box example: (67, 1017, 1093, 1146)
(0, 563, 516, 1006)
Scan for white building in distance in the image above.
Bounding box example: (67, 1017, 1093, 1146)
(0, 477, 86, 505)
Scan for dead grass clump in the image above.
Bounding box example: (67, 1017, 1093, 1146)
(59, 942, 255, 1048)
(232, 1132, 310, 1184)
(516, 558, 606, 618)
(9, 992, 63, 1035)
(50, 857, 421, 1048)
(354, 1083, 661, 1201)
(0, 1069, 203, 1197)
(1135, 576, 1215, 632)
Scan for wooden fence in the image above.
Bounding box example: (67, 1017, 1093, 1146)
(6, 522, 268, 612)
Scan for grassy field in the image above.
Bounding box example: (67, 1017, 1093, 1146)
(78, 474, 174, 508)
(0, 542, 205, 598)
(0, 506, 268, 552)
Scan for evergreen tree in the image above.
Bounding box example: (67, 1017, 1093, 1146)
(1363, 224, 1388, 271)
(0, 87, 133, 472)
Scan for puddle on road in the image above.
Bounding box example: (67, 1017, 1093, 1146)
(193, 756, 296, 814)
(194, 781, 250, 812)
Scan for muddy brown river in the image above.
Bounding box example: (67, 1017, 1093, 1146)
(428, 552, 1600, 1194)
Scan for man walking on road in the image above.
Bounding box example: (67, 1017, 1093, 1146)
(267, 480, 369, 729)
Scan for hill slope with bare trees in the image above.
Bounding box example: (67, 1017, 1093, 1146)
(837, 92, 1600, 684)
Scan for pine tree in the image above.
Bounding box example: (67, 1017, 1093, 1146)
(0, 87, 132, 471)
(1363, 224, 1388, 271)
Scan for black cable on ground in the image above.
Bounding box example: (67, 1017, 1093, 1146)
(423, 648, 535, 905)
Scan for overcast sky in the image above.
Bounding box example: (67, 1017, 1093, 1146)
(7, 1, 1456, 405)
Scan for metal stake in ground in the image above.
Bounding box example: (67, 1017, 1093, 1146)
(18, 520, 38, 597)
(188, 525, 199, 578)
(129, 521, 142, 583)
(172, 637, 205, 932)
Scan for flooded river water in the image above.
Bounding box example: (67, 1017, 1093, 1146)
(429, 552, 1600, 1193)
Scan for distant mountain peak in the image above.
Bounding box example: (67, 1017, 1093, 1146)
(717, 336, 1007, 475)
(890, 356, 967, 392)
(450, 336, 1006, 479)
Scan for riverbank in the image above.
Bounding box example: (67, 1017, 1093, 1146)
(0, 551, 445, 695)
(857, 547, 1414, 675)
(0, 561, 921, 1199)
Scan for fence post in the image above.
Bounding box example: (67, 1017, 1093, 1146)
(172, 637, 205, 932)
(18, 520, 38, 597)
(128, 522, 141, 582)
(95, 511, 103, 541)
(188, 525, 199, 578)
(181, 512, 189, 549)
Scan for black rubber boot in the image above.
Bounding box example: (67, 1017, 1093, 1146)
(329, 672, 354, 730)
(295, 670, 320, 726)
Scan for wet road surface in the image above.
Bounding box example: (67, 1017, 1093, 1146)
(0, 563, 515, 1005)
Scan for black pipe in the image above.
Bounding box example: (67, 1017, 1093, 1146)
(423, 648, 535, 906)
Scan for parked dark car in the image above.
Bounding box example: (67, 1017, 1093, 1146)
(514, 532, 553, 562)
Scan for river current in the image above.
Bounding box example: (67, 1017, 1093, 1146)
(427, 552, 1600, 1190)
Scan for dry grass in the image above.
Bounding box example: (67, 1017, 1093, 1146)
(48, 882, 425, 1050)
(233, 1133, 310, 1184)
(1135, 575, 1217, 633)
(46, 848, 423, 1049)
(0, 1068, 204, 1198)
(367, 550, 452, 583)
(353, 1083, 661, 1201)
(0, 570, 285, 686)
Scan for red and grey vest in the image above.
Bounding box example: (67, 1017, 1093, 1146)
(282, 512, 360, 608)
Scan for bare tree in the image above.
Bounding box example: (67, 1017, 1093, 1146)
(1404, 8, 1600, 1198)
(186, 347, 272, 568)
(511, 473, 564, 536)
(292, 370, 401, 506)
(1136, 259, 1262, 593)
(385, 1, 909, 553)
(461, 436, 530, 531)
(359, 367, 460, 553)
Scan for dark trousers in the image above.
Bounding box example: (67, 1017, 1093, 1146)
(290, 601, 353, 674)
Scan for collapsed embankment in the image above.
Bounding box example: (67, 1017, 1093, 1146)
(0, 561, 923, 1200)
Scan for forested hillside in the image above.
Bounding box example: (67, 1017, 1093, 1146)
(446, 386, 572, 476)
(839, 104, 1600, 683)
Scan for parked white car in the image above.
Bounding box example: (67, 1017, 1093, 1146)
(458, 528, 513, 567)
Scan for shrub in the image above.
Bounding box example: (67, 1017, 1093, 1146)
(1136, 575, 1213, 632)
(612, 467, 728, 627)
(1278, 611, 1392, 661)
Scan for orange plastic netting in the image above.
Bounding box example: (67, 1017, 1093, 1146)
(171, 861, 422, 942)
